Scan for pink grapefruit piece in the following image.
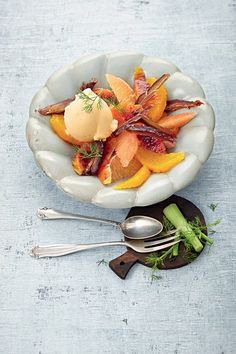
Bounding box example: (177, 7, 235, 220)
(115, 131, 139, 167)
(106, 73, 136, 108)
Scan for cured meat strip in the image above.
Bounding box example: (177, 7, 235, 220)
(38, 98, 74, 116)
(165, 99, 203, 112)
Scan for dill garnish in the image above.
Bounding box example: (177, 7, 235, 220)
(151, 274, 162, 282)
(188, 216, 221, 241)
(162, 215, 175, 233)
(146, 246, 175, 271)
(146, 246, 175, 282)
(77, 89, 102, 113)
(183, 247, 198, 263)
(102, 97, 119, 107)
(96, 259, 108, 266)
(208, 203, 218, 212)
(75, 143, 102, 159)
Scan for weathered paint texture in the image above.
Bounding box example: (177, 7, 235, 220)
(0, 0, 235, 353)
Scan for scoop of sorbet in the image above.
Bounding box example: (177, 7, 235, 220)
(64, 89, 117, 142)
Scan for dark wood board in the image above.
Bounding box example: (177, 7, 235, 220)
(109, 195, 207, 279)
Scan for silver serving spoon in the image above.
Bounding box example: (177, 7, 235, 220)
(37, 207, 164, 240)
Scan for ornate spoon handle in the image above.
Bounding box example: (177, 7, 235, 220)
(37, 207, 120, 227)
(31, 241, 126, 258)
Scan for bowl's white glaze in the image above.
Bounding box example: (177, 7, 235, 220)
(26, 52, 215, 208)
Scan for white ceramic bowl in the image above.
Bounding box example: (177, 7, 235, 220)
(26, 52, 215, 208)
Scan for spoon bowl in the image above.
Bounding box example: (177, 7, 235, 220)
(121, 215, 163, 239)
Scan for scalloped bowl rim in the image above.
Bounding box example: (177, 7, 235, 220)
(26, 52, 215, 208)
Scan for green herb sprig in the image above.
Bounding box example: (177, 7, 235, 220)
(102, 97, 119, 108)
(146, 246, 176, 282)
(188, 216, 221, 242)
(208, 203, 218, 212)
(162, 215, 175, 233)
(74, 143, 102, 159)
(151, 274, 162, 282)
(77, 89, 102, 113)
(96, 259, 108, 266)
(146, 245, 176, 272)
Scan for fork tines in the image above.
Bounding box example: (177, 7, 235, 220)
(144, 235, 179, 249)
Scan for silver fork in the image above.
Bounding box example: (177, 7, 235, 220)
(31, 235, 180, 258)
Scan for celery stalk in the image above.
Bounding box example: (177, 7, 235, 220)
(200, 232, 213, 245)
(163, 203, 203, 252)
(172, 242, 179, 256)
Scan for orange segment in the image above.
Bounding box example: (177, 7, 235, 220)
(50, 114, 81, 145)
(98, 164, 112, 185)
(136, 148, 185, 172)
(146, 77, 157, 87)
(72, 152, 86, 175)
(106, 74, 136, 108)
(134, 67, 146, 81)
(145, 76, 168, 122)
(114, 165, 151, 190)
(147, 85, 168, 122)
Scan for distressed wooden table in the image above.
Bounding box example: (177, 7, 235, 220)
(0, 0, 235, 353)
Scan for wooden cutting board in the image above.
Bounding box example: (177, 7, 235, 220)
(109, 195, 206, 279)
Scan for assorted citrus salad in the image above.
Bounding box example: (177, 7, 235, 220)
(38, 67, 203, 189)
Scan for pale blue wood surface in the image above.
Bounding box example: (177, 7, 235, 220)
(0, 0, 235, 353)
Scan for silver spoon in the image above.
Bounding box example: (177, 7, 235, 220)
(37, 207, 164, 240)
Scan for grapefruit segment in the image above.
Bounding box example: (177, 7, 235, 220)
(115, 131, 139, 167)
(110, 157, 142, 182)
(158, 112, 197, 129)
(97, 137, 117, 184)
(133, 67, 147, 99)
(106, 73, 136, 108)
